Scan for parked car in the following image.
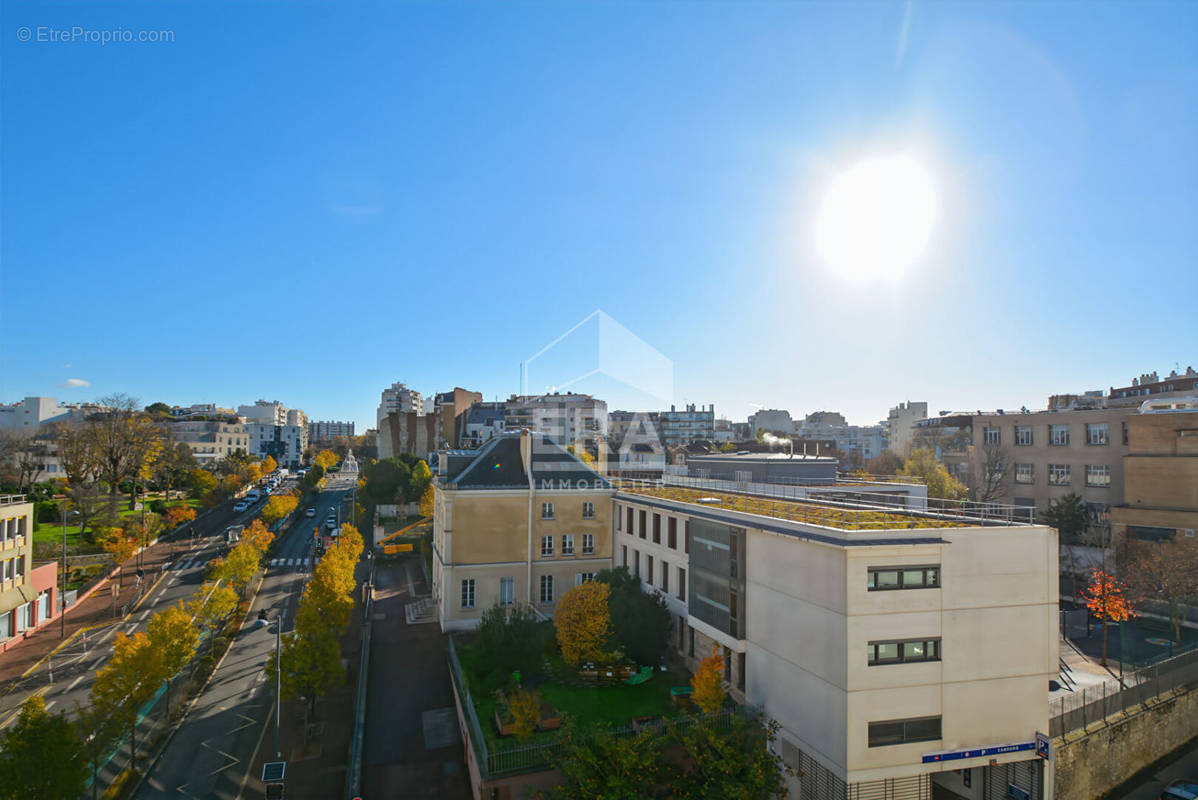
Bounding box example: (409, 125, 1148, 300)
(1161, 781, 1198, 800)
(326, 519, 337, 530)
(305, 507, 316, 517)
(234, 501, 250, 512)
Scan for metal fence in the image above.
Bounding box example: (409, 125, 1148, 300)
(1049, 647, 1198, 737)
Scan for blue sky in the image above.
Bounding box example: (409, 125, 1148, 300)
(2, 1, 1195, 430)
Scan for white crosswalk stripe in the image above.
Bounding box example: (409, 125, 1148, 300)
(270, 558, 280, 567)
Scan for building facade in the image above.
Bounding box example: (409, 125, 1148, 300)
(0, 497, 57, 650)
(378, 411, 439, 461)
(435, 387, 483, 448)
(458, 402, 507, 449)
(167, 419, 250, 464)
(658, 404, 715, 447)
(309, 420, 356, 440)
(1107, 367, 1198, 407)
(611, 481, 1057, 798)
(377, 382, 424, 427)
(504, 394, 607, 452)
(240, 404, 308, 468)
(1110, 399, 1198, 543)
(748, 408, 793, 435)
(431, 432, 614, 631)
(887, 401, 928, 457)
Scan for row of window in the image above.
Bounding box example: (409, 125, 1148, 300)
(985, 422, 1123, 448)
(1, 557, 26, 583)
(1016, 463, 1111, 487)
(540, 502, 595, 521)
(616, 505, 688, 553)
(539, 533, 595, 557)
(623, 545, 687, 602)
(1, 516, 28, 544)
(868, 715, 941, 747)
(459, 572, 598, 609)
(867, 638, 940, 665)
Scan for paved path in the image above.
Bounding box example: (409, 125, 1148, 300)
(363, 558, 471, 800)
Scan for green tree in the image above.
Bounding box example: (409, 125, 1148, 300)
(668, 715, 791, 800)
(268, 627, 343, 718)
(0, 695, 88, 800)
(1041, 492, 1087, 541)
(865, 450, 905, 475)
(538, 721, 662, 800)
(188, 581, 239, 641)
(409, 459, 432, 501)
(361, 457, 412, 506)
(189, 467, 218, 498)
(899, 448, 967, 502)
(595, 566, 671, 665)
(472, 604, 553, 688)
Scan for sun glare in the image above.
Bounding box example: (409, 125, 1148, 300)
(814, 154, 937, 284)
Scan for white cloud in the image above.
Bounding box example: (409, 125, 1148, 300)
(62, 378, 90, 388)
(62, 363, 72, 368)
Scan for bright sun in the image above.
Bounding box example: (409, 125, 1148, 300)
(814, 154, 937, 283)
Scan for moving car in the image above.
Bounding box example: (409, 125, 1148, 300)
(1161, 781, 1198, 800)
(326, 518, 337, 530)
(305, 507, 316, 517)
(234, 500, 250, 512)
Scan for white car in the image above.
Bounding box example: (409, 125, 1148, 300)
(234, 500, 250, 512)
(305, 507, 316, 517)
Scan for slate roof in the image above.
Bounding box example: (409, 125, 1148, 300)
(448, 432, 612, 490)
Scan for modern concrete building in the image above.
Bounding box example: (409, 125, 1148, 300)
(658, 404, 715, 447)
(1110, 398, 1198, 543)
(377, 411, 438, 461)
(611, 480, 1057, 798)
(0, 497, 58, 651)
(458, 402, 507, 449)
(308, 420, 355, 440)
(240, 404, 308, 468)
(377, 382, 424, 427)
(434, 388, 483, 448)
(684, 451, 839, 484)
(167, 419, 250, 464)
(887, 401, 928, 457)
(169, 403, 237, 417)
(504, 393, 607, 452)
(1107, 367, 1198, 407)
(0, 397, 108, 429)
(431, 431, 614, 631)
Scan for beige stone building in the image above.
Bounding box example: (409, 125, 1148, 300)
(613, 481, 1057, 798)
(432, 431, 614, 630)
(0, 497, 52, 648)
(166, 418, 250, 464)
(1110, 400, 1198, 543)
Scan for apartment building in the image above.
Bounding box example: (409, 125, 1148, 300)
(504, 393, 607, 452)
(612, 481, 1057, 799)
(377, 382, 424, 427)
(887, 401, 928, 457)
(0, 497, 57, 650)
(378, 411, 439, 461)
(969, 407, 1130, 524)
(912, 414, 975, 484)
(458, 402, 506, 449)
(431, 431, 613, 630)
(748, 408, 793, 435)
(1110, 399, 1198, 543)
(167, 418, 250, 463)
(309, 420, 355, 440)
(0, 397, 109, 429)
(242, 406, 308, 468)
(434, 387, 483, 448)
(1107, 367, 1198, 407)
(658, 404, 715, 447)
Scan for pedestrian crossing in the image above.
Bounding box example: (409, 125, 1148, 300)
(268, 557, 312, 571)
(168, 556, 212, 571)
(167, 555, 310, 572)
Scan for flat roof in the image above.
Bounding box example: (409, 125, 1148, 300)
(686, 452, 836, 463)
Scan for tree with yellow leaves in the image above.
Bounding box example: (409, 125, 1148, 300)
(555, 581, 613, 666)
(91, 631, 161, 769)
(241, 519, 274, 554)
(313, 449, 338, 471)
(146, 602, 199, 715)
(209, 540, 260, 597)
(508, 688, 542, 743)
(246, 462, 262, 483)
(99, 526, 137, 584)
(188, 580, 239, 640)
(261, 493, 298, 527)
(1080, 570, 1135, 666)
(691, 645, 725, 713)
(419, 485, 435, 519)
(261, 455, 277, 474)
(165, 504, 196, 529)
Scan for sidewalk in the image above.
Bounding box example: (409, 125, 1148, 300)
(0, 534, 186, 690)
(245, 559, 368, 799)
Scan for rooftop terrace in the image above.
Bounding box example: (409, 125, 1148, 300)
(613, 480, 1036, 531)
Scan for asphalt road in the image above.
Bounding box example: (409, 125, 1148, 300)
(1112, 735, 1198, 800)
(0, 487, 286, 732)
(133, 474, 357, 799)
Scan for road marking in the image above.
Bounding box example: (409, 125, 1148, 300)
(137, 609, 151, 622)
(125, 624, 137, 635)
(67, 675, 84, 691)
(43, 700, 55, 711)
(89, 656, 105, 671)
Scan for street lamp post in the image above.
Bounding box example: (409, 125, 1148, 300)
(275, 614, 282, 758)
(60, 506, 79, 637)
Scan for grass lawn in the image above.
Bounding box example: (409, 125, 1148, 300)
(31, 496, 203, 547)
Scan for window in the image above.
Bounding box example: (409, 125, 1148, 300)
(583, 502, 594, 519)
(1122, 421, 1129, 446)
(541, 502, 554, 520)
(647, 555, 654, 585)
(868, 638, 941, 665)
(678, 567, 686, 601)
(684, 520, 689, 554)
(868, 716, 942, 747)
(1015, 426, 1033, 446)
(562, 534, 574, 556)
(621, 545, 627, 567)
(1050, 424, 1070, 446)
(582, 533, 594, 555)
(627, 508, 633, 533)
(1086, 423, 1110, 446)
(539, 574, 554, 603)
(668, 517, 677, 549)
(634, 550, 640, 578)
(461, 579, 475, 609)
(639, 510, 646, 539)
(541, 535, 554, 557)
(500, 577, 514, 606)
(575, 572, 595, 585)
(1015, 463, 1034, 484)
(615, 504, 621, 530)
(653, 514, 661, 544)
(983, 426, 1000, 445)
(688, 624, 695, 657)
(1049, 463, 1071, 486)
(868, 566, 940, 591)
(662, 566, 669, 594)
(1086, 464, 1111, 487)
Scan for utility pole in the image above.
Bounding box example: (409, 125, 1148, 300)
(275, 615, 282, 758)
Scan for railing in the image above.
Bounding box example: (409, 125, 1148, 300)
(1049, 647, 1198, 737)
(614, 478, 1033, 530)
(0, 494, 27, 506)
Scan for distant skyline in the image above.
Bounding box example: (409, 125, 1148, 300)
(3, 2, 1195, 431)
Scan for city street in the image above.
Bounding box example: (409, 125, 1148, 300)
(1112, 735, 1198, 800)
(133, 475, 355, 799)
